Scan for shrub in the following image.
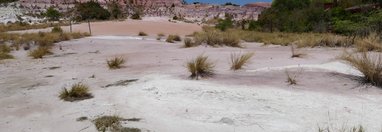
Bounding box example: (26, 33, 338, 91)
(74, 1, 110, 21)
(340, 51, 382, 87)
(187, 54, 215, 79)
(59, 83, 93, 102)
(45, 7, 61, 21)
(0, 44, 11, 53)
(184, 38, 199, 48)
(356, 33, 382, 52)
(51, 26, 63, 33)
(0, 52, 13, 60)
(285, 70, 297, 85)
(28, 47, 52, 59)
(230, 52, 254, 70)
(93, 116, 141, 132)
(107, 57, 125, 69)
(166, 35, 181, 43)
(130, 12, 141, 20)
(221, 32, 241, 47)
(138, 31, 147, 36)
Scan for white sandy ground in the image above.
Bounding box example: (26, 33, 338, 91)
(1, 36, 382, 132)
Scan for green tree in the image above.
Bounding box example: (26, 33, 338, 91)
(45, 7, 61, 21)
(75, 1, 110, 21)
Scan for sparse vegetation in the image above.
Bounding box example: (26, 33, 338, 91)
(187, 54, 215, 79)
(340, 51, 382, 87)
(318, 125, 365, 132)
(51, 26, 63, 33)
(0, 44, 13, 60)
(166, 35, 181, 43)
(138, 31, 147, 36)
(107, 57, 125, 69)
(28, 47, 52, 59)
(355, 33, 382, 52)
(230, 52, 254, 70)
(184, 38, 198, 48)
(59, 83, 93, 102)
(192, 29, 241, 47)
(93, 115, 141, 132)
(290, 44, 304, 58)
(286, 70, 297, 85)
(157, 33, 165, 40)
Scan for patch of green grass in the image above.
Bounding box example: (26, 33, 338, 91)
(107, 57, 125, 69)
(230, 52, 254, 70)
(187, 54, 215, 79)
(59, 83, 93, 102)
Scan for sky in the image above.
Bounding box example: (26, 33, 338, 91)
(186, 0, 273, 5)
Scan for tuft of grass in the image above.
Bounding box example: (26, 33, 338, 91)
(107, 57, 125, 69)
(93, 115, 141, 132)
(192, 29, 241, 47)
(355, 33, 382, 52)
(286, 70, 297, 85)
(230, 52, 254, 70)
(166, 35, 181, 43)
(138, 31, 147, 36)
(184, 38, 198, 48)
(0, 44, 13, 60)
(290, 44, 305, 58)
(187, 54, 215, 79)
(221, 32, 241, 47)
(59, 83, 93, 102)
(0, 52, 14, 60)
(51, 26, 63, 33)
(340, 51, 382, 87)
(28, 47, 52, 59)
(318, 125, 365, 132)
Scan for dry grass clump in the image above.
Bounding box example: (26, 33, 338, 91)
(166, 35, 181, 43)
(28, 47, 52, 59)
(0, 22, 69, 32)
(290, 44, 305, 58)
(340, 51, 382, 87)
(319, 125, 365, 132)
(285, 70, 297, 85)
(107, 57, 125, 69)
(230, 52, 254, 70)
(93, 115, 141, 132)
(138, 31, 147, 36)
(0, 44, 13, 60)
(187, 54, 215, 79)
(192, 29, 241, 47)
(227, 29, 351, 47)
(59, 83, 93, 102)
(184, 38, 199, 48)
(355, 33, 382, 52)
(51, 26, 63, 33)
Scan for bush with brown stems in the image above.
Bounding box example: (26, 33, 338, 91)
(340, 51, 382, 87)
(107, 57, 125, 69)
(166, 35, 181, 43)
(28, 47, 53, 59)
(184, 38, 199, 48)
(59, 83, 93, 102)
(138, 31, 147, 36)
(187, 54, 215, 79)
(355, 33, 382, 52)
(230, 52, 254, 70)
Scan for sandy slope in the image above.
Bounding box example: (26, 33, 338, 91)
(0, 36, 382, 132)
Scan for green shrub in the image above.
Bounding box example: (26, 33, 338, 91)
(107, 57, 125, 69)
(59, 83, 93, 102)
(74, 1, 110, 21)
(187, 54, 215, 79)
(45, 7, 61, 21)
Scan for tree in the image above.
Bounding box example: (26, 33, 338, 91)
(46, 7, 61, 21)
(74, 1, 110, 21)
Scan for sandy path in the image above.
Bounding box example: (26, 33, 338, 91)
(0, 36, 382, 131)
